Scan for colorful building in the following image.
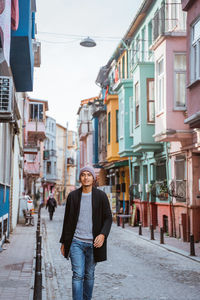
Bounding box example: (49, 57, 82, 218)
(66, 130, 77, 195)
(55, 123, 67, 204)
(43, 116, 57, 202)
(23, 97, 48, 208)
(181, 0, 200, 241)
(0, 0, 39, 246)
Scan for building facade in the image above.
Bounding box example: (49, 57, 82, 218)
(55, 123, 67, 204)
(43, 116, 57, 202)
(0, 0, 40, 246)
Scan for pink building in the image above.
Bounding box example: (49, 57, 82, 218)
(77, 97, 96, 169)
(181, 0, 200, 242)
(152, 1, 200, 242)
(152, 3, 192, 241)
(23, 96, 48, 201)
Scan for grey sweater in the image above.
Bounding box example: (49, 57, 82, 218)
(74, 192, 93, 243)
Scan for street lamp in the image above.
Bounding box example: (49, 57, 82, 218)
(80, 37, 96, 47)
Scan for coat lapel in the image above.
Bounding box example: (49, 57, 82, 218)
(75, 187, 82, 224)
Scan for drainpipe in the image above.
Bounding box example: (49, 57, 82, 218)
(186, 150, 190, 242)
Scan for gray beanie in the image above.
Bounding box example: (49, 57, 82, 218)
(79, 166, 96, 180)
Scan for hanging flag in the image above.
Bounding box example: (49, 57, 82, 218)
(104, 85, 109, 104)
(115, 67, 119, 83)
(11, 0, 19, 31)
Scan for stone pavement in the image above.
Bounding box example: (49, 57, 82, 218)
(121, 222, 200, 263)
(0, 221, 36, 300)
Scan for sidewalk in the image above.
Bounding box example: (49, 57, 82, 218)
(121, 222, 200, 263)
(0, 222, 36, 300)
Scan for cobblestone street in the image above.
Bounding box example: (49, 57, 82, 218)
(42, 206, 200, 300)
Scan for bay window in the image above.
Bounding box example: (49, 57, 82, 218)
(147, 78, 155, 123)
(191, 18, 200, 83)
(157, 58, 164, 113)
(135, 82, 139, 126)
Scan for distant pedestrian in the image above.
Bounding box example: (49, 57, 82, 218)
(60, 165, 112, 300)
(46, 194, 57, 220)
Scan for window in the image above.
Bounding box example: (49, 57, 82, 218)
(47, 162, 51, 174)
(175, 156, 186, 180)
(27, 154, 36, 162)
(148, 20, 153, 55)
(191, 18, 200, 83)
(29, 103, 43, 121)
(116, 110, 119, 142)
(120, 99, 124, 138)
(108, 112, 111, 144)
(142, 26, 146, 61)
(175, 155, 186, 202)
(174, 53, 186, 109)
(157, 58, 164, 113)
(147, 79, 155, 123)
(156, 161, 166, 181)
(129, 96, 134, 136)
(136, 36, 140, 62)
(135, 82, 139, 126)
(122, 56, 125, 79)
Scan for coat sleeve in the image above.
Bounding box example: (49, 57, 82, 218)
(59, 194, 71, 243)
(100, 193, 112, 238)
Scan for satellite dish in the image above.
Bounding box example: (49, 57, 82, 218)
(80, 37, 96, 47)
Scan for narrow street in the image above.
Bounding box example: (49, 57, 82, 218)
(42, 206, 200, 300)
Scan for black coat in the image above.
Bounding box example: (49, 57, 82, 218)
(46, 197, 57, 212)
(60, 187, 112, 262)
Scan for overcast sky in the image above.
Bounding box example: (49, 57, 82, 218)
(30, 0, 142, 130)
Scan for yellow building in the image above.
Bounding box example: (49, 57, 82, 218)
(105, 94, 130, 213)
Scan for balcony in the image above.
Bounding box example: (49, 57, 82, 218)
(151, 2, 186, 50)
(24, 142, 39, 155)
(24, 161, 40, 176)
(78, 121, 93, 140)
(45, 173, 58, 183)
(26, 122, 46, 142)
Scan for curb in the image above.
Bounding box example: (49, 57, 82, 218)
(122, 226, 200, 263)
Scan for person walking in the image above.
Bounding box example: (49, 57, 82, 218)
(60, 166, 112, 300)
(46, 193, 57, 220)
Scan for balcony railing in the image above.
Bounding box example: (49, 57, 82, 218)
(78, 121, 93, 139)
(152, 2, 186, 43)
(43, 149, 57, 160)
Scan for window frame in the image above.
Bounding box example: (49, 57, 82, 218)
(146, 78, 155, 124)
(135, 82, 139, 127)
(190, 18, 200, 84)
(120, 98, 124, 139)
(108, 112, 111, 144)
(173, 52, 187, 110)
(156, 57, 164, 114)
(29, 103, 44, 121)
(116, 110, 119, 142)
(129, 96, 134, 136)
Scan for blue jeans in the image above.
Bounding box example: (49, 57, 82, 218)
(70, 239, 96, 300)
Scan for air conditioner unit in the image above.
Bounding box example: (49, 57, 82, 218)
(0, 76, 13, 113)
